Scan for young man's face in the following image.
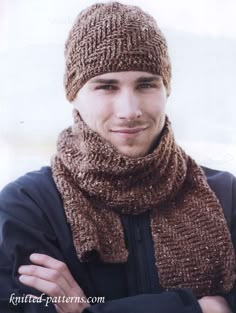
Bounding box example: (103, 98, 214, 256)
(73, 71, 168, 158)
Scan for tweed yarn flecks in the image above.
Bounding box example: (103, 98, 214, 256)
(64, 2, 171, 102)
(51, 110, 235, 298)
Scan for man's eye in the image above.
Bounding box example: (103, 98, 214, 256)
(138, 83, 155, 89)
(96, 85, 116, 90)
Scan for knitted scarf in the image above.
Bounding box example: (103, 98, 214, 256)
(51, 110, 235, 297)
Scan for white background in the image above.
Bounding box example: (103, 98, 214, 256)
(0, 0, 236, 188)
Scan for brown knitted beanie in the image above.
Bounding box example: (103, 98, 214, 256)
(64, 2, 171, 102)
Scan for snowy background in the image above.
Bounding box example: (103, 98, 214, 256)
(0, 0, 236, 188)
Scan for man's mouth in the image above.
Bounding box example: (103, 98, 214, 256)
(110, 127, 147, 137)
(111, 127, 146, 133)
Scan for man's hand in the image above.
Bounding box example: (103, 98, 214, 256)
(198, 296, 232, 313)
(18, 253, 90, 313)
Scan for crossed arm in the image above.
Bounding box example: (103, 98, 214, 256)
(18, 253, 232, 313)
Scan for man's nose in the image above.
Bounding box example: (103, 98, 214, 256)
(115, 90, 142, 120)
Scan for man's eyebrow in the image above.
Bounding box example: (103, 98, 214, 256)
(135, 76, 162, 83)
(89, 75, 162, 84)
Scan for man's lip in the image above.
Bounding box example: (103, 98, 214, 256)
(110, 127, 147, 134)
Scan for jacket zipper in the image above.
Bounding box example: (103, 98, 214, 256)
(132, 214, 151, 293)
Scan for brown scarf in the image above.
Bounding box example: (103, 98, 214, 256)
(51, 109, 235, 297)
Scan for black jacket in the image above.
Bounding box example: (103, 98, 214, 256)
(0, 166, 235, 313)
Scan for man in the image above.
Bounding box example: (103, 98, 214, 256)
(0, 2, 235, 313)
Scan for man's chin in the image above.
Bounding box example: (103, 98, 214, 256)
(115, 145, 148, 158)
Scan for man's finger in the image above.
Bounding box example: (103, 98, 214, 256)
(19, 274, 65, 298)
(29, 253, 78, 288)
(18, 264, 71, 294)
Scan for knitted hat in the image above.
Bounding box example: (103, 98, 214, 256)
(64, 2, 172, 102)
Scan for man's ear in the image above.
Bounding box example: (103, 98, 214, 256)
(72, 92, 79, 110)
(72, 106, 83, 121)
(166, 86, 171, 98)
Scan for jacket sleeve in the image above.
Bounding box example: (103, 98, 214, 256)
(204, 168, 236, 313)
(83, 290, 202, 313)
(0, 180, 59, 313)
(224, 175, 236, 313)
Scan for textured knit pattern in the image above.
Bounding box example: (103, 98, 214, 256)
(51, 110, 235, 297)
(64, 2, 171, 102)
